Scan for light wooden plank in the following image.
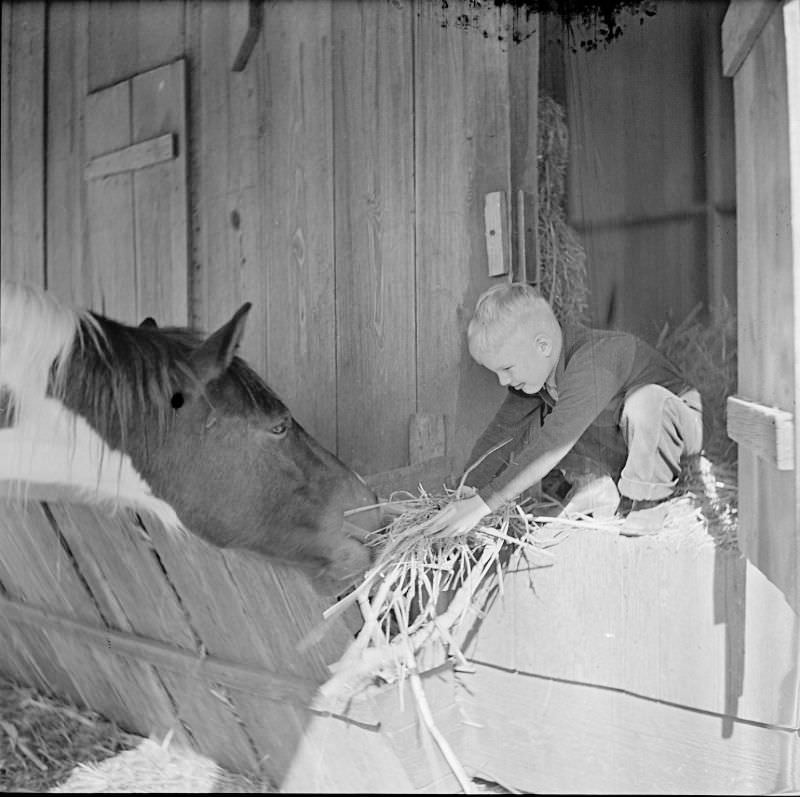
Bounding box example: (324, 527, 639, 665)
(258, 0, 337, 450)
(46, 1, 90, 307)
(131, 60, 189, 325)
(722, 0, 778, 77)
(0, 2, 11, 284)
(733, 3, 799, 614)
(85, 133, 175, 180)
(5, 1, 45, 287)
(727, 395, 794, 469)
(85, 80, 137, 320)
(414, 0, 513, 475)
(457, 662, 800, 795)
(333, 0, 416, 474)
(460, 524, 798, 729)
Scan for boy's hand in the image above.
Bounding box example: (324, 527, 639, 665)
(429, 494, 490, 536)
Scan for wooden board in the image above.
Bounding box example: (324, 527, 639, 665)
(730, 1, 799, 615)
(46, 0, 90, 306)
(413, 0, 515, 475)
(456, 661, 799, 794)
(459, 525, 799, 729)
(0, 1, 45, 287)
(333, 0, 416, 474)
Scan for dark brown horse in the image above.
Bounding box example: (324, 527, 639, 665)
(0, 281, 381, 589)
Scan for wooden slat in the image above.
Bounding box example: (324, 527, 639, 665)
(457, 662, 800, 794)
(333, 0, 416, 474)
(85, 79, 137, 320)
(727, 395, 794, 470)
(409, 412, 447, 466)
(2, 1, 45, 287)
(722, 0, 778, 77)
(46, 1, 90, 307)
(131, 60, 189, 325)
(85, 133, 175, 180)
(414, 0, 514, 474)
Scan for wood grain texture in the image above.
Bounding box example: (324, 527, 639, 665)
(727, 395, 794, 469)
(333, 0, 416, 473)
(456, 661, 799, 794)
(414, 0, 515, 475)
(2, 1, 45, 287)
(722, 0, 778, 77)
(46, 1, 90, 307)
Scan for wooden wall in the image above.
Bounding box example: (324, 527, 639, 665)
(0, 0, 538, 479)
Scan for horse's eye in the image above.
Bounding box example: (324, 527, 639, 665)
(171, 392, 185, 410)
(269, 421, 288, 436)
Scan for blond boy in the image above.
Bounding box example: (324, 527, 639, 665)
(433, 282, 703, 536)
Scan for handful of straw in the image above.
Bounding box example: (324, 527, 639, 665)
(312, 486, 559, 716)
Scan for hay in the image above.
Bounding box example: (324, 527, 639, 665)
(537, 94, 591, 324)
(655, 299, 738, 466)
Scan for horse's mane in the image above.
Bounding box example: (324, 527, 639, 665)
(1, 281, 286, 453)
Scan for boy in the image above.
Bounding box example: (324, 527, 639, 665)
(432, 282, 703, 537)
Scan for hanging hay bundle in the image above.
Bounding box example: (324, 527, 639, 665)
(537, 94, 590, 324)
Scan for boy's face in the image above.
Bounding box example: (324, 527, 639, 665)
(472, 324, 556, 394)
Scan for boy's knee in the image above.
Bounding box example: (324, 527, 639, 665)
(621, 384, 674, 428)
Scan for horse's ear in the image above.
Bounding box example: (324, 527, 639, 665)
(140, 316, 158, 329)
(191, 302, 252, 383)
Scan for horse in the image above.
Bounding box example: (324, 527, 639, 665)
(0, 280, 382, 590)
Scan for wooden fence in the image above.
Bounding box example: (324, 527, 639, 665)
(0, 463, 464, 793)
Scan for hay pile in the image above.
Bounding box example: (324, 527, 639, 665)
(0, 676, 138, 792)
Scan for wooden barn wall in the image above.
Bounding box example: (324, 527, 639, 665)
(0, 0, 538, 478)
(549, 0, 737, 339)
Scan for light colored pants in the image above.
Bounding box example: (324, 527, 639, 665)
(560, 385, 703, 502)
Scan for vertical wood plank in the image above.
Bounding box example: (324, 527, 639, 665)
(260, 0, 338, 449)
(414, 0, 513, 474)
(46, 1, 90, 307)
(1, 2, 12, 283)
(333, 0, 416, 473)
(2, 1, 46, 287)
(733, 4, 798, 613)
(131, 59, 189, 325)
(85, 81, 137, 320)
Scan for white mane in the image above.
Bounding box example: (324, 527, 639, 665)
(0, 280, 184, 533)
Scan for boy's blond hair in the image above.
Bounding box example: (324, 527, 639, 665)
(467, 282, 556, 356)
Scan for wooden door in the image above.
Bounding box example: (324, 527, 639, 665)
(84, 59, 189, 325)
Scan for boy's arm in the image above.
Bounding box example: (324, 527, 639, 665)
(462, 390, 545, 488)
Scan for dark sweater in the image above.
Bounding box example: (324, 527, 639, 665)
(468, 323, 693, 510)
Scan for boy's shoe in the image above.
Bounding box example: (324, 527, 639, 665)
(560, 474, 620, 519)
(618, 495, 674, 536)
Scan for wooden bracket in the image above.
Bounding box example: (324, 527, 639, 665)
(484, 191, 510, 277)
(726, 395, 794, 470)
(232, 0, 263, 72)
(409, 412, 446, 466)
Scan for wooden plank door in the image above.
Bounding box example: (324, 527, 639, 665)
(84, 59, 189, 325)
(722, 0, 800, 730)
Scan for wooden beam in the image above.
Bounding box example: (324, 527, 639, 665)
(84, 133, 175, 180)
(0, 592, 321, 706)
(727, 395, 795, 470)
(409, 412, 446, 466)
(722, 0, 778, 77)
